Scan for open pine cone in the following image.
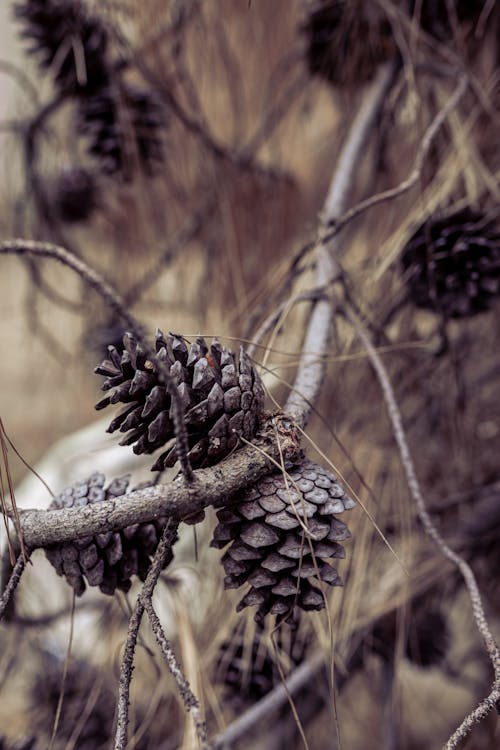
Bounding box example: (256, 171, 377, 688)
(45, 473, 174, 596)
(95, 330, 265, 471)
(211, 458, 355, 623)
(401, 207, 500, 318)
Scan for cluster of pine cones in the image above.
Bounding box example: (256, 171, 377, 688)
(14, 0, 165, 180)
(43, 327, 356, 626)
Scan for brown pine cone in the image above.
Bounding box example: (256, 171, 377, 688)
(95, 330, 265, 471)
(211, 458, 355, 623)
(44, 473, 174, 596)
(401, 207, 500, 318)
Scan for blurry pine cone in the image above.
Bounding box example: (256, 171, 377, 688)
(45, 473, 174, 596)
(30, 656, 115, 750)
(216, 614, 310, 707)
(303, 0, 394, 88)
(95, 331, 265, 471)
(401, 208, 500, 318)
(52, 166, 97, 223)
(14, 0, 109, 93)
(77, 84, 165, 175)
(211, 458, 355, 623)
(371, 602, 449, 668)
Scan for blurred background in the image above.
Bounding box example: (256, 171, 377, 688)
(0, 1, 500, 748)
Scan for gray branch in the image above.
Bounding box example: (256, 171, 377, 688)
(285, 62, 395, 426)
(17, 415, 299, 550)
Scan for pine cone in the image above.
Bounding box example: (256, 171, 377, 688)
(216, 614, 310, 707)
(77, 84, 165, 175)
(51, 166, 97, 223)
(211, 458, 355, 623)
(45, 473, 174, 596)
(401, 208, 500, 318)
(303, 0, 394, 88)
(95, 331, 265, 471)
(14, 0, 109, 94)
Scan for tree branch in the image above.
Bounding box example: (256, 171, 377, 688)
(144, 601, 209, 749)
(318, 74, 468, 250)
(16, 415, 299, 550)
(285, 62, 395, 427)
(0, 554, 26, 621)
(345, 306, 500, 750)
(114, 521, 179, 750)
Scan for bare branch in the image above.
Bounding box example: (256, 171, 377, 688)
(0, 554, 26, 621)
(345, 306, 500, 749)
(444, 689, 500, 750)
(145, 601, 209, 749)
(114, 522, 179, 750)
(17, 415, 298, 550)
(285, 62, 395, 426)
(212, 651, 326, 749)
(320, 74, 468, 247)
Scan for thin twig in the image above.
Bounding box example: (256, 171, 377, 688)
(319, 74, 468, 247)
(247, 287, 327, 359)
(114, 522, 179, 750)
(144, 601, 209, 749)
(0, 554, 26, 622)
(0, 239, 194, 483)
(280, 72, 469, 310)
(285, 62, 396, 426)
(345, 306, 500, 750)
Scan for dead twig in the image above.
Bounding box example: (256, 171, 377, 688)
(285, 62, 396, 427)
(319, 74, 469, 247)
(283, 72, 469, 301)
(0, 554, 27, 621)
(114, 521, 179, 750)
(345, 306, 500, 750)
(144, 601, 209, 749)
